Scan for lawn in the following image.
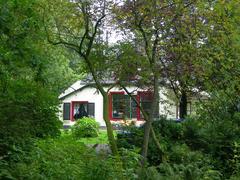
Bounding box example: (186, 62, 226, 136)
(62, 129, 116, 145)
(77, 130, 111, 144)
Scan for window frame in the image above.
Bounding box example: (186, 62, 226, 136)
(109, 91, 153, 121)
(109, 91, 125, 121)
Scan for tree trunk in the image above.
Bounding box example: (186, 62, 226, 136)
(102, 93, 118, 155)
(179, 90, 187, 119)
(120, 83, 163, 165)
(84, 57, 118, 155)
(141, 119, 151, 166)
(141, 76, 159, 166)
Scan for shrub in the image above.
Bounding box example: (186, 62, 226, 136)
(117, 124, 143, 150)
(116, 113, 240, 178)
(117, 118, 185, 165)
(151, 118, 184, 140)
(156, 162, 222, 180)
(184, 92, 240, 178)
(72, 117, 99, 138)
(3, 136, 127, 180)
(0, 79, 61, 159)
(119, 148, 142, 177)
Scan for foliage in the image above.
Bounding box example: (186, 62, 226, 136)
(0, 136, 128, 180)
(72, 117, 100, 138)
(117, 119, 185, 165)
(117, 124, 144, 150)
(117, 116, 240, 178)
(1, 0, 240, 179)
(137, 164, 221, 180)
(189, 92, 240, 178)
(0, 0, 79, 93)
(0, 0, 78, 162)
(229, 141, 240, 178)
(0, 79, 61, 159)
(43, 0, 119, 155)
(119, 148, 141, 178)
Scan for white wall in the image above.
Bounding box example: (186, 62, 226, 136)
(159, 89, 177, 119)
(62, 87, 105, 126)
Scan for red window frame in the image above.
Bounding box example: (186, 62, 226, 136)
(70, 101, 88, 121)
(109, 91, 153, 121)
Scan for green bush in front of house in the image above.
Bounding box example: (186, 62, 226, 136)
(72, 117, 99, 138)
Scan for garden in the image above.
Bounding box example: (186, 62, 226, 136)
(1, 0, 240, 179)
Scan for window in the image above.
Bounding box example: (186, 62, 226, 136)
(123, 95, 137, 119)
(127, 95, 137, 119)
(176, 101, 194, 118)
(112, 94, 125, 118)
(72, 102, 95, 120)
(110, 91, 157, 120)
(111, 94, 137, 119)
(73, 102, 88, 119)
(63, 103, 70, 120)
(140, 92, 153, 118)
(139, 92, 159, 119)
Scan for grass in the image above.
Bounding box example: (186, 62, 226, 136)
(61, 129, 116, 145)
(77, 130, 110, 144)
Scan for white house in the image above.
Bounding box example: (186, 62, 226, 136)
(58, 80, 201, 127)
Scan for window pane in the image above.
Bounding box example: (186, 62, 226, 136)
(63, 103, 70, 120)
(140, 92, 152, 118)
(124, 95, 130, 118)
(112, 94, 125, 118)
(139, 92, 158, 119)
(130, 96, 137, 119)
(140, 102, 151, 118)
(112, 94, 138, 119)
(74, 102, 88, 119)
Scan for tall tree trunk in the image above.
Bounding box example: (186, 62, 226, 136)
(84, 57, 118, 155)
(120, 83, 163, 162)
(141, 76, 159, 166)
(141, 119, 151, 166)
(179, 90, 187, 119)
(102, 93, 118, 155)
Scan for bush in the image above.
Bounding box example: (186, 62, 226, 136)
(72, 117, 99, 138)
(183, 92, 240, 178)
(156, 162, 222, 180)
(116, 111, 240, 178)
(119, 148, 142, 177)
(0, 79, 61, 159)
(117, 124, 143, 150)
(117, 118, 185, 165)
(2, 136, 127, 180)
(151, 118, 184, 140)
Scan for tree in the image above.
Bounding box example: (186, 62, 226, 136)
(0, 0, 78, 157)
(158, 1, 210, 119)
(42, 0, 118, 155)
(112, 0, 232, 163)
(113, 0, 166, 165)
